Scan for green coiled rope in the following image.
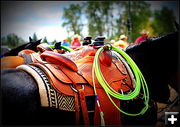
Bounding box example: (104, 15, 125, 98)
(92, 45, 149, 116)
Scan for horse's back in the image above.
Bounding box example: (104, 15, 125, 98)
(1, 69, 40, 124)
(1, 69, 77, 125)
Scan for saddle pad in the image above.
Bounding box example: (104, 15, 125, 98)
(16, 64, 76, 111)
(30, 63, 123, 125)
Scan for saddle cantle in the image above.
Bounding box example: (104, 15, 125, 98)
(28, 46, 133, 125)
(40, 51, 78, 72)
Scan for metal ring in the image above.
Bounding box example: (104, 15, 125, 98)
(70, 85, 78, 92)
(70, 84, 84, 93)
(120, 89, 124, 95)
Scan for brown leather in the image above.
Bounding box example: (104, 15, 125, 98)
(99, 50, 112, 67)
(30, 53, 47, 64)
(78, 89, 90, 125)
(18, 49, 36, 57)
(1, 56, 25, 69)
(30, 47, 132, 125)
(75, 57, 131, 91)
(74, 91, 80, 125)
(60, 46, 97, 61)
(94, 88, 121, 125)
(41, 51, 78, 72)
(33, 62, 94, 96)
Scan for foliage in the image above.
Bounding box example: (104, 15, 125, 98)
(62, 4, 84, 37)
(61, 1, 177, 44)
(119, 1, 152, 42)
(51, 39, 57, 45)
(42, 37, 48, 43)
(84, 1, 114, 41)
(1, 33, 26, 48)
(61, 1, 153, 43)
(151, 7, 176, 36)
(3, 2, 177, 48)
(32, 33, 38, 41)
(66, 37, 72, 45)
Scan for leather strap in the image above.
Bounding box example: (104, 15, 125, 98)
(74, 91, 80, 125)
(94, 88, 121, 125)
(78, 88, 90, 125)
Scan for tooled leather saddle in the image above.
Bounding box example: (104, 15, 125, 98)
(25, 46, 133, 125)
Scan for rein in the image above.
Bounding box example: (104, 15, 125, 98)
(92, 45, 150, 125)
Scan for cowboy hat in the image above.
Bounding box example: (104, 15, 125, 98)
(73, 34, 81, 39)
(120, 35, 127, 40)
(140, 29, 149, 35)
(110, 40, 115, 44)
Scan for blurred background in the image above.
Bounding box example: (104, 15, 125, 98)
(1, 1, 179, 48)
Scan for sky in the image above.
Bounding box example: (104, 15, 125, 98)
(1, 1, 179, 42)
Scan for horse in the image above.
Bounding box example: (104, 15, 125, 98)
(1, 31, 178, 126)
(1, 41, 73, 69)
(125, 30, 178, 103)
(2, 37, 42, 56)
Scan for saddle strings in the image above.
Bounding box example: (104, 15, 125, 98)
(92, 45, 150, 120)
(92, 62, 105, 126)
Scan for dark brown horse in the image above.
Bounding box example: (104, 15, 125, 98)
(2, 37, 42, 56)
(1, 31, 178, 126)
(126, 31, 178, 103)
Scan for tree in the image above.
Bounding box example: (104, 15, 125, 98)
(119, 1, 152, 42)
(32, 33, 38, 41)
(1, 33, 25, 48)
(51, 39, 57, 45)
(61, 1, 176, 43)
(85, 1, 114, 40)
(42, 37, 48, 43)
(151, 7, 176, 36)
(66, 37, 72, 45)
(62, 4, 84, 37)
(110, 1, 127, 41)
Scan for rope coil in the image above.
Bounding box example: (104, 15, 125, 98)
(92, 45, 150, 119)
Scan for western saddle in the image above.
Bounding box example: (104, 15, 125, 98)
(20, 44, 133, 125)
